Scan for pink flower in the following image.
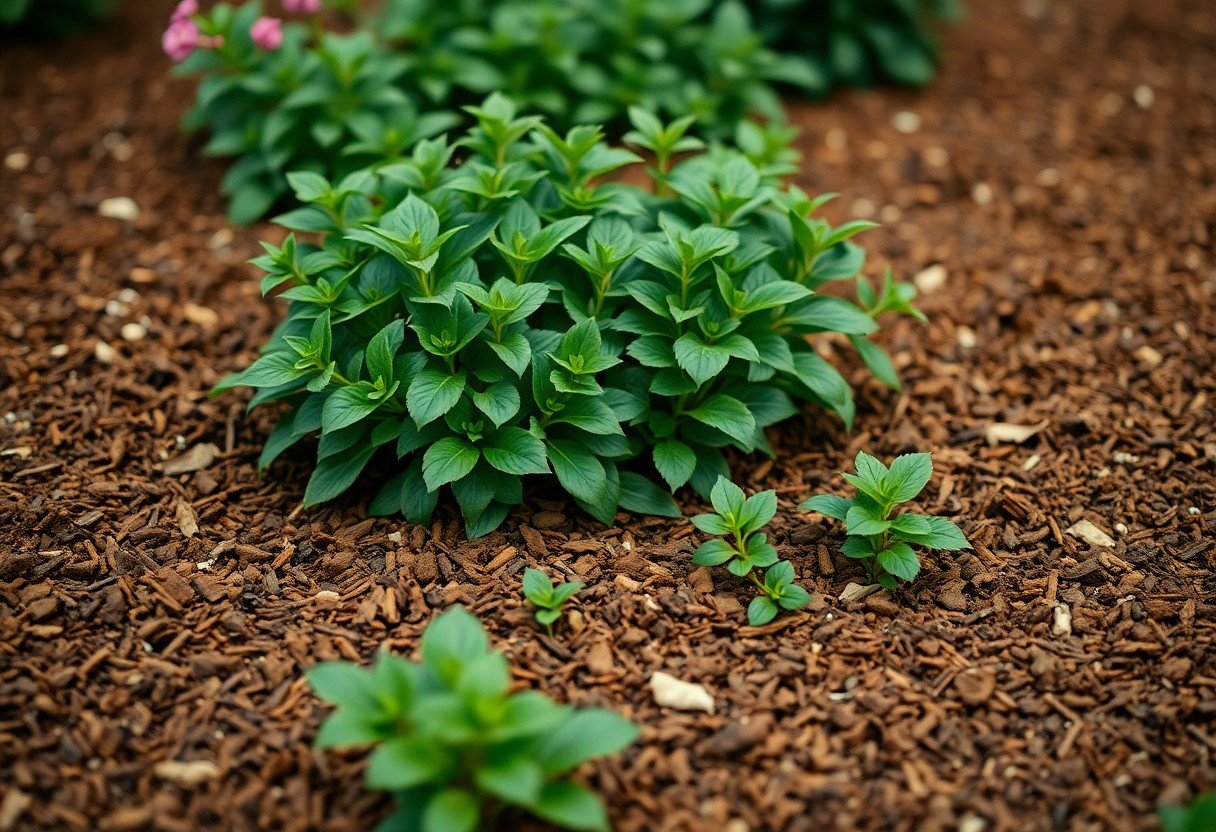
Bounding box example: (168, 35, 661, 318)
(170, 0, 198, 21)
(249, 15, 283, 50)
(162, 18, 200, 61)
(283, 0, 320, 13)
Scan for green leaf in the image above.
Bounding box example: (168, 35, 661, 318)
(885, 452, 933, 503)
(522, 567, 554, 602)
(799, 494, 852, 521)
(535, 708, 639, 774)
(303, 444, 375, 506)
(306, 662, 378, 711)
(420, 606, 489, 682)
(845, 504, 892, 536)
(422, 789, 479, 832)
(876, 542, 920, 582)
(530, 781, 610, 832)
(548, 396, 622, 435)
(489, 332, 533, 376)
(747, 595, 779, 626)
(482, 427, 549, 476)
(849, 335, 901, 391)
(470, 382, 521, 427)
(709, 475, 746, 520)
(365, 736, 451, 790)
(313, 709, 384, 748)
(688, 394, 756, 448)
(422, 436, 480, 489)
(546, 439, 607, 504)
(474, 756, 543, 805)
(322, 382, 382, 432)
(616, 472, 682, 518)
(737, 490, 777, 534)
(673, 332, 731, 386)
(408, 369, 467, 426)
(690, 513, 731, 536)
(653, 440, 697, 490)
(692, 538, 735, 566)
(893, 515, 970, 550)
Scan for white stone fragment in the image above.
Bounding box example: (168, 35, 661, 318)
(154, 760, 219, 786)
(1066, 519, 1116, 548)
(650, 671, 714, 714)
(1051, 604, 1072, 637)
(120, 322, 146, 342)
(984, 421, 1047, 445)
(892, 111, 922, 134)
(98, 197, 140, 222)
(1133, 85, 1154, 109)
(913, 264, 948, 294)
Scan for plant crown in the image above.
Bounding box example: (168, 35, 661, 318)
(214, 98, 920, 537)
(307, 606, 638, 832)
(691, 476, 811, 625)
(800, 451, 969, 588)
(522, 567, 583, 635)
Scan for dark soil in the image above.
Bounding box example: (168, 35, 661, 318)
(2, 0, 1214, 830)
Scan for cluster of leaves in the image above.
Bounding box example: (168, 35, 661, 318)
(216, 96, 920, 537)
(522, 567, 583, 635)
(801, 451, 969, 588)
(173, 0, 957, 223)
(374, 0, 819, 131)
(176, 1, 461, 223)
(691, 477, 810, 625)
(0, 0, 115, 36)
(745, 0, 960, 87)
(1160, 792, 1216, 832)
(308, 606, 638, 832)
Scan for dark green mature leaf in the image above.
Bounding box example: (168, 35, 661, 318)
(483, 427, 549, 476)
(422, 437, 479, 489)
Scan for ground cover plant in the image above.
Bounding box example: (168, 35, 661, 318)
(307, 606, 638, 831)
(746, 0, 960, 87)
(522, 567, 583, 635)
(1160, 792, 1216, 832)
(214, 97, 922, 536)
(802, 451, 969, 588)
(691, 477, 810, 625)
(0, 0, 116, 36)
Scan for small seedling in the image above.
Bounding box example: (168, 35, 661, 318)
(307, 606, 638, 832)
(691, 476, 811, 626)
(801, 451, 969, 589)
(522, 567, 584, 636)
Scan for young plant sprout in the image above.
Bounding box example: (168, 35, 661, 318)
(801, 451, 970, 589)
(522, 567, 584, 636)
(691, 477, 811, 625)
(308, 606, 638, 832)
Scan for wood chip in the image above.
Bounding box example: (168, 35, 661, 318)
(163, 443, 219, 476)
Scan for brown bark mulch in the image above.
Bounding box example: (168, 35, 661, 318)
(1, 0, 1214, 830)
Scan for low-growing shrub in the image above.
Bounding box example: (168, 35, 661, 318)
(1, 0, 116, 36)
(746, 0, 960, 87)
(801, 451, 969, 588)
(308, 606, 638, 831)
(215, 98, 921, 537)
(522, 567, 583, 635)
(691, 477, 810, 625)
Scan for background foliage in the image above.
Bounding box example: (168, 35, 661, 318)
(0, 0, 116, 36)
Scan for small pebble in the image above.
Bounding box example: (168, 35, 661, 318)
(5, 151, 30, 171)
(913, 263, 948, 293)
(892, 110, 922, 134)
(49, 344, 69, 358)
(120, 322, 146, 342)
(1133, 84, 1154, 109)
(98, 197, 140, 222)
(956, 326, 978, 349)
(1188, 507, 1201, 516)
(923, 146, 950, 167)
(972, 182, 994, 205)
(94, 342, 117, 364)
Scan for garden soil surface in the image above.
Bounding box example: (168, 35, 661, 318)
(2, 0, 1215, 830)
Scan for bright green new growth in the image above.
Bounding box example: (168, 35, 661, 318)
(522, 567, 584, 636)
(307, 606, 638, 832)
(691, 477, 811, 625)
(801, 451, 969, 588)
(215, 97, 921, 538)
(1160, 791, 1216, 832)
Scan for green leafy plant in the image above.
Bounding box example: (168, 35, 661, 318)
(746, 0, 960, 87)
(691, 477, 810, 625)
(308, 606, 638, 832)
(522, 567, 584, 635)
(0, 0, 116, 36)
(1160, 792, 1216, 832)
(214, 98, 920, 537)
(801, 451, 969, 588)
(169, 1, 461, 223)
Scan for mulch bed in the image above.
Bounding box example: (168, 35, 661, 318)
(2, 0, 1214, 829)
